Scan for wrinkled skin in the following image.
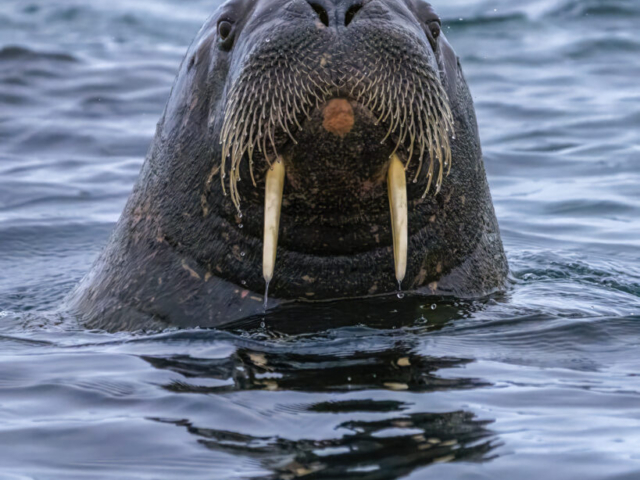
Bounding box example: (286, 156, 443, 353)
(67, 0, 508, 331)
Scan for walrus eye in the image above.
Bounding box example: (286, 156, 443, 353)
(218, 20, 233, 41)
(427, 20, 441, 49)
(429, 21, 441, 40)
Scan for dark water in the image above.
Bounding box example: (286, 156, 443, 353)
(1, 0, 640, 478)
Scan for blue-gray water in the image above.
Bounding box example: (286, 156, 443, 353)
(1, 0, 640, 478)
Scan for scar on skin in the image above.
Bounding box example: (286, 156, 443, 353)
(201, 194, 209, 217)
(323, 99, 354, 137)
(206, 165, 220, 187)
(232, 245, 244, 262)
(181, 260, 201, 280)
(131, 199, 151, 228)
(189, 95, 199, 111)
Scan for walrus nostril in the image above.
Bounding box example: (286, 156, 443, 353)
(344, 4, 363, 26)
(308, 2, 329, 27)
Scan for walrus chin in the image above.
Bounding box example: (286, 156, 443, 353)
(218, 41, 455, 292)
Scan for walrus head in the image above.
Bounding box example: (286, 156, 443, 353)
(181, 0, 464, 293)
(69, 0, 507, 330)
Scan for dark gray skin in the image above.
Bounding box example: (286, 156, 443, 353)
(67, 0, 508, 331)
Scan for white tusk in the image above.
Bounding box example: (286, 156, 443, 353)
(263, 157, 285, 283)
(388, 153, 408, 284)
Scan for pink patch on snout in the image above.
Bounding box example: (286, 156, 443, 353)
(322, 99, 355, 137)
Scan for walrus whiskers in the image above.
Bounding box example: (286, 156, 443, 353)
(220, 53, 455, 214)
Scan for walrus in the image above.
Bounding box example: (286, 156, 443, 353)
(67, 0, 508, 331)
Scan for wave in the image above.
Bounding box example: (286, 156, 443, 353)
(546, 0, 640, 19)
(442, 0, 639, 27)
(442, 12, 528, 28)
(0, 45, 77, 63)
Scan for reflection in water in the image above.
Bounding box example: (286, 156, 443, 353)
(226, 293, 485, 336)
(144, 296, 498, 479)
(145, 349, 487, 395)
(155, 411, 495, 480)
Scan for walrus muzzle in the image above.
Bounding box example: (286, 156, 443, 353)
(219, 30, 455, 288)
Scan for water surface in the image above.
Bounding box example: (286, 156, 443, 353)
(1, 0, 640, 478)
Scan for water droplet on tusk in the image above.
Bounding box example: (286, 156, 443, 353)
(263, 281, 270, 311)
(388, 154, 408, 284)
(263, 157, 285, 286)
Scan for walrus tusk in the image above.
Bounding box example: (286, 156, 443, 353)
(388, 153, 408, 284)
(263, 157, 285, 283)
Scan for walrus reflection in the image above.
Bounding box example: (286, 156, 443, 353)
(153, 411, 495, 479)
(144, 340, 496, 479)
